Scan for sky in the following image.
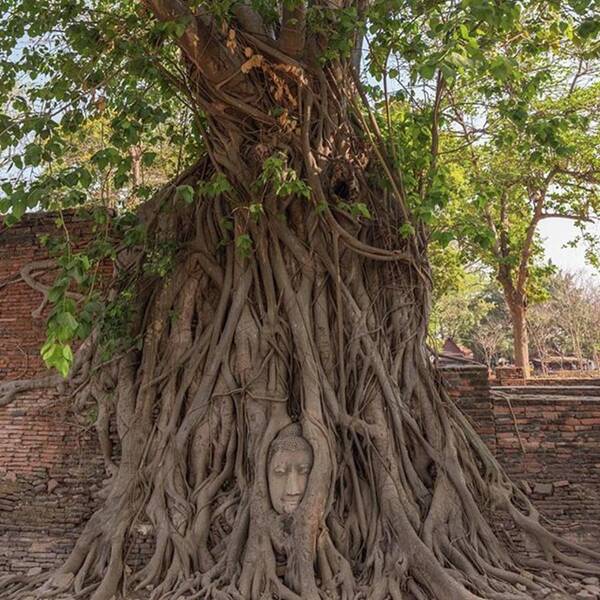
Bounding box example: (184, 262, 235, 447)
(540, 218, 600, 278)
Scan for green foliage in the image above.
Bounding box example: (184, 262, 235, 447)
(40, 248, 104, 376)
(248, 202, 264, 221)
(398, 222, 415, 238)
(198, 172, 233, 199)
(1, 0, 599, 375)
(422, 27, 600, 319)
(235, 233, 253, 258)
(337, 201, 372, 220)
(98, 284, 138, 360)
(429, 264, 513, 365)
(34, 207, 144, 374)
(307, 5, 363, 64)
(0, 0, 202, 217)
(176, 184, 195, 204)
(143, 242, 177, 277)
(257, 153, 311, 198)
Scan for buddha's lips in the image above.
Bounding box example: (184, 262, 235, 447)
(282, 498, 301, 512)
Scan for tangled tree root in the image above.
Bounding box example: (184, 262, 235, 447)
(1, 8, 599, 599)
(2, 188, 599, 600)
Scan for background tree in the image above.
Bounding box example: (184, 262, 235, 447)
(527, 293, 561, 374)
(437, 29, 600, 376)
(429, 266, 512, 368)
(42, 111, 195, 209)
(1, 2, 600, 600)
(429, 262, 488, 341)
(529, 270, 600, 370)
(472, 319, 510, 370)
(430, 265, 600, 373)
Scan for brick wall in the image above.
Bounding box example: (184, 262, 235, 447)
(492, 387, 600, 550)
(439, 363, 496, 453)
(1, 213, 599, 575)
(441, 367, 600, 551)
(0, 213, 109, 574)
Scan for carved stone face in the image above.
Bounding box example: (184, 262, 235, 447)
(267, 425, 313, 515)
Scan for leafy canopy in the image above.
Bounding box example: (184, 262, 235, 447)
(1, 0, 599, 374)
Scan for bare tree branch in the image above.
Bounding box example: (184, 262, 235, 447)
(540, 213, 593, 222)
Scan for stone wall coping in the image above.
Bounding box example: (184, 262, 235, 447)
(492, 385, 600, 396)
(437, 364, 488, 372)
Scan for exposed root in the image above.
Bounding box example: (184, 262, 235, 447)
(1, 14, 597, 600)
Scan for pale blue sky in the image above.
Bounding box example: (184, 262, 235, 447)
(540, 218, 600, 278)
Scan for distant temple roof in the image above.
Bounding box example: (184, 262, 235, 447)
(443, 338, 474, 359)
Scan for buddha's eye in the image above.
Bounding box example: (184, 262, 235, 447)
(298, 465, 311, 474)
(273, 467, 287, 475)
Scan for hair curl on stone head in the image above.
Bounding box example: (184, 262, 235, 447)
(268, 423, 312, 464)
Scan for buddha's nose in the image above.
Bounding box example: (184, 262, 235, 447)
(286, 470, 302, 496)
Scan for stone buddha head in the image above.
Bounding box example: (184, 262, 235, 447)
(267, 423, 313, 515)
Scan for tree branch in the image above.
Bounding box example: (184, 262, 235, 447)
(516, 192, 544, 294)
(143, 0, 231, 82)
(556, 168, 600, 185)
(540, 213, 594, 223)
(233, 3, 269, 38)
(568, 58, 585, 96)
(422, 70, 445, 198)
(277, 2, 306, 58)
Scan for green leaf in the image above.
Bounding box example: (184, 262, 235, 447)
(350, 202, 372, 219)
(141, 151, 157, 166)
(176, 184, 195, 204)
(56, 357, 70, 378)
(399, 223, 415, 238)
(235, 233, 253, 258)
(24, 143, 43, 166)
(62, 344, 74, 362)
(432, 231, 454, 248)
(48, 285, 65, 303)
(91, 147, 121, 169)
(198, 172, 233, 198)
(249, 203, 264, 220)
(418, 63, 436, 80)
(490, 56, 512, 81)
(577, 18, 600, 38)
(220, 217, 234, 231)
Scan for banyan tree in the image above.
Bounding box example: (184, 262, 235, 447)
(1, 1, 599, 599)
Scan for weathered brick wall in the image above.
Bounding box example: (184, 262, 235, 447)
(439, 363, 496, 453)
(495, 365, 525, 386)
(1, 213, 599, 576)
(442, 367, 600, 551)
(492, 387, 600, 550)
(0, 213, 109, 574)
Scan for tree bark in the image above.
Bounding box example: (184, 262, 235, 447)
(509, 299, 530, 378)
(1, 5, 599, 600)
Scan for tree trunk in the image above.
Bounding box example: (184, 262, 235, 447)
(509, 300, 530, 378)
(2, 9, 599, 600)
